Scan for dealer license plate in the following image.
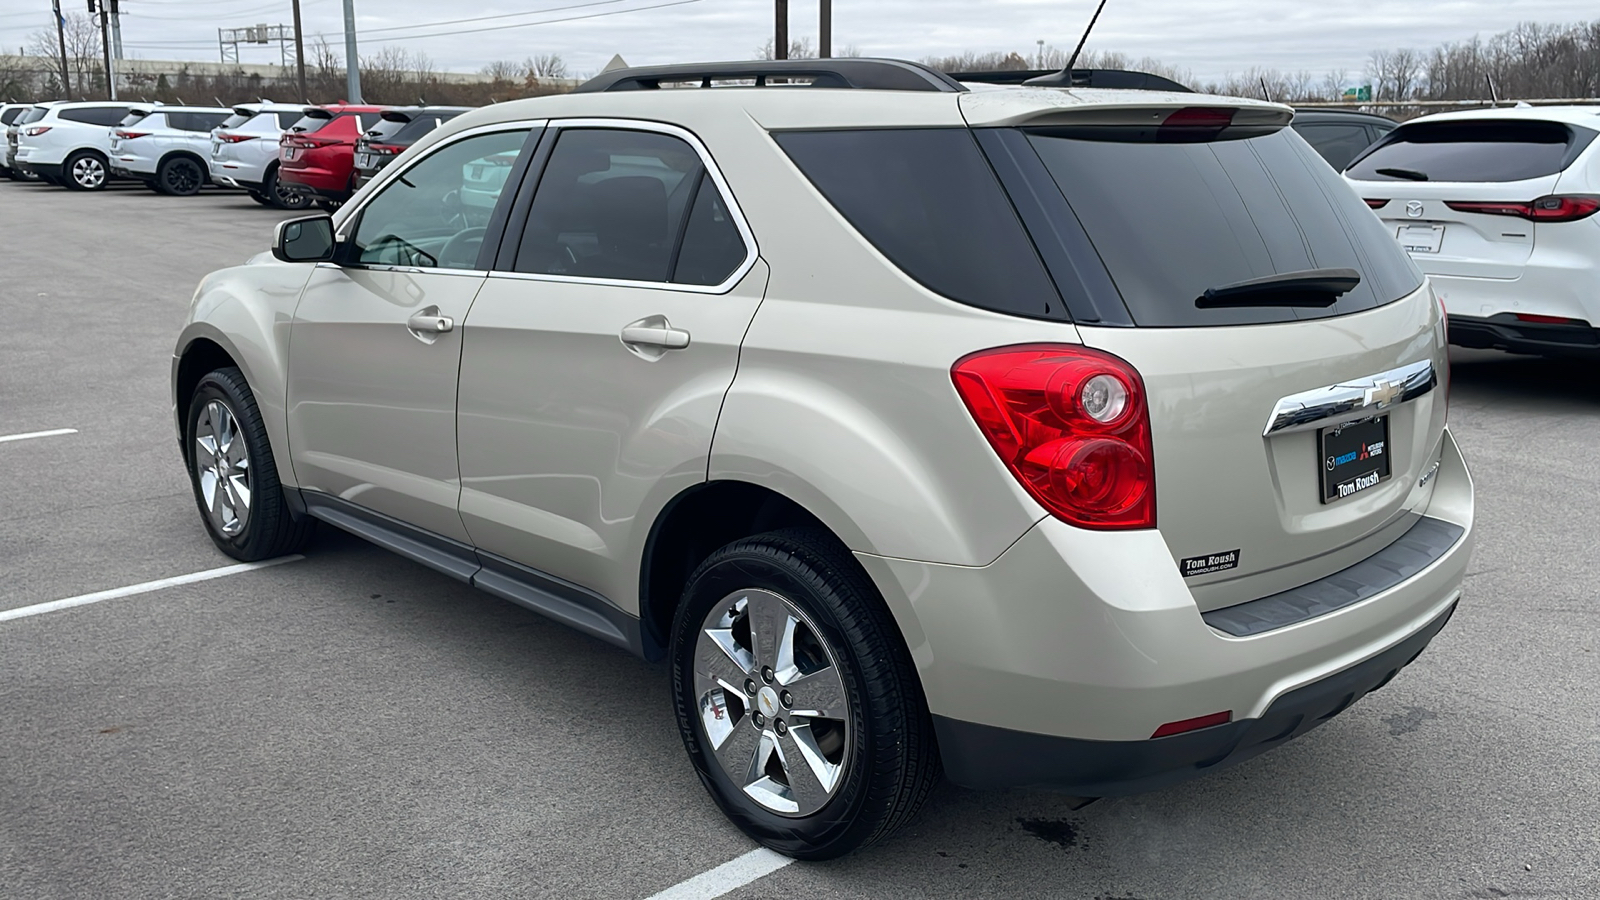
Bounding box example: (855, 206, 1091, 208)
(1319, 416, 1391, 504)
(1396, 223, 1443, 254)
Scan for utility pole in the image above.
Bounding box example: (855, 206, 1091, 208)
(52, 0, 71, 96)
(292, 0, 308, 101)
(342, 0, 362, 103)
(109, 0, 122, 60)
(90, 0, 116, 100)
(819, 0, 830, 58)
(774, 0, 787, 60)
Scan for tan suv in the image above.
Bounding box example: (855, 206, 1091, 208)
(172, 59, 1475, 859)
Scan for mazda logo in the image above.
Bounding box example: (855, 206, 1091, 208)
(1406, 201, 1424, 218)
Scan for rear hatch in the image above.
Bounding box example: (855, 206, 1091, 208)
(966, 98, 1448, 609)
(1345, 118, 1598, 279)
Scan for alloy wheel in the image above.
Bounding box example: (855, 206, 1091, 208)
(694, 588, 852, 817)
(72, 156, 105, 189)
(193, 399, 252, 537)
(164, 159, 202, 195)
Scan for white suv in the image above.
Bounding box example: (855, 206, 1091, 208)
(0, 103, 34, 178)
(172, 60, 1474, 859)
(209, 102, 315, 209)
(1346, 106, 1600, 357)
(15, 100, 134, 190)
(108, 105, 231, 196)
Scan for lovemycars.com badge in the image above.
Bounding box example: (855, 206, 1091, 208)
(1180, 549, 1241, 578)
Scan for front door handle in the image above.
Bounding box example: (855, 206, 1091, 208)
(620, 319, 691, 350)
(406, 306, 454, 344)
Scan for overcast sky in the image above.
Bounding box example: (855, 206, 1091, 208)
(2, 0, 1595, 84)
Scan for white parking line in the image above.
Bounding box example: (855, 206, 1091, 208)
(0, 428, 78, 445)
(0, 556, 304, 624)
(644, 848, 795, 900)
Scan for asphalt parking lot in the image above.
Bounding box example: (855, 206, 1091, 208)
(2, 180, 1598, 900)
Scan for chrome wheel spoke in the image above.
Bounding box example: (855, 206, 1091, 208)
(193, 398, 251, 537)
(781, 723, 841, 809)
(711, 716, 763, 781)
(745, 592, 790, 671)
(783, 666, 847, 722)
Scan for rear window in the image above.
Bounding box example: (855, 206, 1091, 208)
(776, 129, 1064, 320)
(1024, 127, 1425, 326)
(380, 114, 454, 145)
(221, 110, 254, 129)
(1, 108, 26, 126)
(1294, 122, 1378, 171)
(20, 107, 49, 125)
(289, 112, 332, 133)
(1346, 120, 1597, 183)
(118, 110, 150, 128)
(168, 111, 228, 132)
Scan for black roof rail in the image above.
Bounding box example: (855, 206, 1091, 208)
(949, 68, 1193, 93)
(575, 58, 966, 94)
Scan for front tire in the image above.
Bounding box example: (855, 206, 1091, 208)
(63, 151, 108, 191)
(185, 367, 313, 561)
(670, 528, 940, 860)
(157, 156, 205, 196)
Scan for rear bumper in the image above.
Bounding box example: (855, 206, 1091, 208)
(857, 427, 1473, 794)
(210, 158, 268, 191)
(934, 598, 1456, 794)
(1448, 313, 1600, 357)
(279, 162, 354, 200)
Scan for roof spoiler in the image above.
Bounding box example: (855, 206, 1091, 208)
(951, 68, 1194, 93)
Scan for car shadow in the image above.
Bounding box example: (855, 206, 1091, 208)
(1448, 347, 1600, 409)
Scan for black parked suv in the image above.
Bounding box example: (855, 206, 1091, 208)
(1292, 108, 1397, 171)
(353, 106, 473, 187)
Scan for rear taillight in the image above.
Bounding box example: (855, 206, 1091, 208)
(216, 132, 258, 143)
(114, 130, 150, 140)
(1365, 198, 1389, 210)
(952, 345, 1156, 530)
(1444, 195, 1600, 223)
(23, 126, 51, 137)
(372, 144, 402, 155)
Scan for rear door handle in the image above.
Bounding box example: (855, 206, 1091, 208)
(620, 320, 691, 350)
(406, 306, 454, 344)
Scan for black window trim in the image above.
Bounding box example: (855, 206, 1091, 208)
(331, 120, 547, 276)
(488, 117, 760, 295)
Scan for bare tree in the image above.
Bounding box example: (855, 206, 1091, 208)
(526, 53, 568, 80)
(27, 13, 101, 97)
(756, 37, 817, 60)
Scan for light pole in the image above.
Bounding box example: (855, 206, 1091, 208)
(292, 0, 308, 101)
(52, 0, 71, 95)
(342, 0, 362, 103)
(819, 0, 830, 59)
(774, 0, 787, 60)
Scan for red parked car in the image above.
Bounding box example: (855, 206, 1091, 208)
(278, 103, 388, 207)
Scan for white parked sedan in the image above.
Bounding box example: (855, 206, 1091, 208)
(1346, 106, 1600, 358)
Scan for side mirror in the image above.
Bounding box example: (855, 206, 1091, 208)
(272, 214, 336, 263)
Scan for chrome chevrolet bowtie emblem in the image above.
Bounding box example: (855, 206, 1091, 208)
(1366, 380, 1403, 409)
(1406, 201, 1424, 218)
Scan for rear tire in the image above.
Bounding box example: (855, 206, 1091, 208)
(63, 151, 108, 191)
(669, 528, 940, 860)
(263, 166, 311, 210)
(157, 156, 205, 196)
(184, 367, 314, 561)
(247, 190, 274, 207)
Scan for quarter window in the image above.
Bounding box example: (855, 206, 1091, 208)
(351, 129, 531, 270)
(514, 127, 747, 286)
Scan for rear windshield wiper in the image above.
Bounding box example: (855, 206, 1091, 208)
(1375, 166, 1429, 181)
(1196, 268, 1362, 309)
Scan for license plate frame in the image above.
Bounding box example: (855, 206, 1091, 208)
(1319, 415, 1392, 504)
(1396, 223, 1444, 254)
(354, 152, 375, 169)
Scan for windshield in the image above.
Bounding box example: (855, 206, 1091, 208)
(1346, 120, 1596, 183)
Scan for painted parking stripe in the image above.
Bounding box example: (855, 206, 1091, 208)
(0, 556, 304, 624)
(644, 848, 795, 900)
(0, 428, 78, 445)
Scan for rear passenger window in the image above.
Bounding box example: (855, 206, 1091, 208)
(1346, 120, 1597, 183)
(775, 129, 1062, 319)
(1295, 123, 1376, 171)
(61, 107, 127, 126)
(169, 112, 228, 132)
(515, 128, 746, 286)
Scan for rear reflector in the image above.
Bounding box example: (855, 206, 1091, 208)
(1152, 711, 1233, 738)
(1513, 313, 1586, 325)
(1445, 195, 1600, 223)
(1365, 198, 1389, 210)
